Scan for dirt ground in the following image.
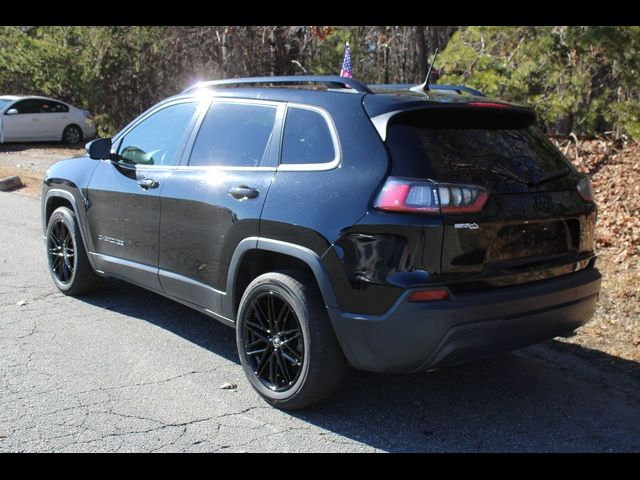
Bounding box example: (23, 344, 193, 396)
(0, 143, 84, 196)
(1, 139, 638, 364)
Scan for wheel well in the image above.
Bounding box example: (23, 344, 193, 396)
(45, 196, 73, 225)
(233, 250, 319, 315)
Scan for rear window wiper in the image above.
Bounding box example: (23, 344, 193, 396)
(528, 167, 571, 187)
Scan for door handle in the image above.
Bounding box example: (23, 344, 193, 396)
(228, 185, 259, 200)
(138, 178, 159, 190)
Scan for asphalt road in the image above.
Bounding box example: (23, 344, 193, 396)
(1, 191, 639, 452)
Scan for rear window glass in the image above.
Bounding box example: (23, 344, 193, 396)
(386, 117, 575, 193)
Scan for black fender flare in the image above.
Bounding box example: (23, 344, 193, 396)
(223, 237, 338, 319)
(43, 188, 97, 271)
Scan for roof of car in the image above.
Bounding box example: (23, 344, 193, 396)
(0, 95, 70, 104)
(174, 75, 528, 117)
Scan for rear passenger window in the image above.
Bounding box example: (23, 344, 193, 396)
(281, 107, 335, 165)
(189, 103, 277, 168)
(41, 101, 69, 113)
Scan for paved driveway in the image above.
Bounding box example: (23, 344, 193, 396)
(1, 191, 639, 452)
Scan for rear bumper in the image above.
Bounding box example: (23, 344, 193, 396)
(327, 268, 601, 373)
(80, 121, 96, 140)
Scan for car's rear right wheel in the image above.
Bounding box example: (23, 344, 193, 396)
(236, 271, 347, 410)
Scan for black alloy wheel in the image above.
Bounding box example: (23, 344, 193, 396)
(241, 291, 305, 392)
(45, 206, 102, 295)
(47, 218, 75, 285)
(236, 271, 347, 410)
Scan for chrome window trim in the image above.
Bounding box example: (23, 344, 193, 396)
(108, 163, 278, 172)
(277, 103, 342, 172)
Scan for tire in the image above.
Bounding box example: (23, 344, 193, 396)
(45, 206, 102, 295)
(236, 271, 347, 410)
(61, 125, 82, 145)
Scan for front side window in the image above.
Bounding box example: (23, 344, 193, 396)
(281, 107, 335, 165)
(117, 102, 198, 166)
(0, 99, 13, 111)
(189, 102, 277, 168)
(9, 99, 43, 114)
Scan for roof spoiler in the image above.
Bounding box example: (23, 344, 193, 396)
(369, 83, 486, 97)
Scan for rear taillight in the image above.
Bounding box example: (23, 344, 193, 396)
(374, 177, 489, 215)
(577, 176, 594, 203)
(83, 111, 92, 119)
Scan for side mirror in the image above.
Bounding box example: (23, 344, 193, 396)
(86, 138, 112, 160)
(5, 108, 18, 115)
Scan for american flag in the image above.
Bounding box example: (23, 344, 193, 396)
(340, 42, 353, 78)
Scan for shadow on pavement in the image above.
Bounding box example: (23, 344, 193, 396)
(79, 278, 640, 452)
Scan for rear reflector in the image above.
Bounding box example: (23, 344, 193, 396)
(408, 289, 451, 302)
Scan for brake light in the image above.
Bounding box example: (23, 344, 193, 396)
(374, 177, 489, 215)
(467, 102, 511, 109)
(83, 111, 92, 119)
(408, 288, 451, 302)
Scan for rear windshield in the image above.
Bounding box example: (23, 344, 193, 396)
(386, 112, 577, 193)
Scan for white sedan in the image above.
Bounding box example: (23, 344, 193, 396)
(0, 95, 96, 144)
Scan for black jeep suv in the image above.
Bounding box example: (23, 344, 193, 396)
(42, 76, 601, 409)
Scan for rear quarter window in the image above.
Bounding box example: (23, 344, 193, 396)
(281, 107, 336, 165)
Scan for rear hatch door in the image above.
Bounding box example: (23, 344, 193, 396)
(384, 105, 597, 292)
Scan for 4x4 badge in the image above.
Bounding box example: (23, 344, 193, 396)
(454, 223, 480, 230)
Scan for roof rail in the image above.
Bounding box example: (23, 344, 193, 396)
(182, 75, 373, 94)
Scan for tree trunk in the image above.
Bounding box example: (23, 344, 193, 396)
(415, 26, 427, 82)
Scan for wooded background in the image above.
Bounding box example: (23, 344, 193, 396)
(1, 26, 638, 139)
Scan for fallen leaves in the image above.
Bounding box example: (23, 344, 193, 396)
(555, 135, 640, 266)
(553, 135, 640, 362)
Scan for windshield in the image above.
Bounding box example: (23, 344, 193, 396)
(0, 99, 13, 111)
(386, 121, 577, 193)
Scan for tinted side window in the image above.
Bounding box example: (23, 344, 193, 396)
(189, 103, 277, 168)
(11, 99, 42, 114)
(41, 101, 69, 113)
(281, 107, 335, 165)
(117, 102, 198, 166)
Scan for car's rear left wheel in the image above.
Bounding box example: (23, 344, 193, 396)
(236, 271, 347, 410)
